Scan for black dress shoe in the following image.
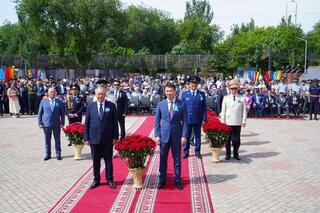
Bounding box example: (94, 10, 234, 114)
(175, 182, 183, 190)
(225, 156, 230, 160)
(157, 182, 165, 189)
(234, 156, 241, 161)
(44, 156, 51, 161)
(108, 181, 116, 189)
(183, 153, 189, 159)
(315, 117, 319, 120)
(196, 154, 202, 159)
(57, 155, 62, 160)
(89, 181, 100, 189)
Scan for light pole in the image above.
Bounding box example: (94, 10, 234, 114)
(297, 37, 307, 72)
(291, 0, 297, 25)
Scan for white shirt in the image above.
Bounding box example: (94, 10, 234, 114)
(97, 101, 105, 117)
(48, 98, 55, 111)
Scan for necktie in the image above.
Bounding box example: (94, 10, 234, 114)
(233, 96, 236, 101)
(193, 91, 195, 98)
(169, 101, 174, 120)
(99, 103, 103, 120)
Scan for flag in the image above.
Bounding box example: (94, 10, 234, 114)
(277, 70, 282, 80)
(37, 69, 43, 80)
(255, 68, 262, 82)
(27, 68, 32, 77)
(269, 71, 274, 80)
(4, 67, 10, 82)
(273, 71, 278, 80)
(264, 71, 270, 82)
(9, 67, 15, 79)
(0, 68, 4, 80)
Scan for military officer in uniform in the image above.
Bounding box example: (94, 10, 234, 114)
(27, 79, 37, 115)
(180, 75, 207, 159)
(308, 79, 320, 120)
(65, 84, 84, 124)
(220, 79, 247, 160)
(112, 80, 128, 139)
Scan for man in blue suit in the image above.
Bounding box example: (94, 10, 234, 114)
(83, 87, 119, 189)
(38, 88, 65, 161)
(154, 83, 188, 190)
(180, 75, 207, 159)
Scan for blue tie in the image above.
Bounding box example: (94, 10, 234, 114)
(99, 104, 103, 120)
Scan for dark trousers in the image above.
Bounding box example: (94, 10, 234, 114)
(309, 98, 319, 117)
(184, 124, 202, 155)
(226, 126, 241, 158)
(28, 95, 37, 114)
(159, 137, 181, 183)
(0, 97, 3, 115)
(43, 126, 61, 156)
(19, 97, 28, 114)
(90, 143, 113, 183)
(118, 114, 125, 139)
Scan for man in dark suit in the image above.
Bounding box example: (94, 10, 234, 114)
(84, 87, 119, 189)
(180, 75, 207, 159)
(154, 83, 188, 190)
(38, 88, 65, 161)
(112, 80, 128, 139)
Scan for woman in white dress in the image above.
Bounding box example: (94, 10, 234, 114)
(7, 82, 20, 118)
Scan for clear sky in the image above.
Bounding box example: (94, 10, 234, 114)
(1, 0, 319, 36)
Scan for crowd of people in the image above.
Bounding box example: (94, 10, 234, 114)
(0, 73, 319, 120)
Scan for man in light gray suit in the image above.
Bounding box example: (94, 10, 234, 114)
(38, 88, 65, 161)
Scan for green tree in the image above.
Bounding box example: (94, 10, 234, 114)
(172, 18, 222, 54)
(185, 0, 213, 23)
(0, 22, 20, 54)
(123, 6, 179, 54)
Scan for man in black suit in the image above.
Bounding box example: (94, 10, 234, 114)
(83, 87, 119, 189)
(112, 80, 128, 139)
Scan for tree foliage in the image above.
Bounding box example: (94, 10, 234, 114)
(185, 0, 214, 23)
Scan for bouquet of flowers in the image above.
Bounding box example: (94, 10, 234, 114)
(207, 109, 218, 118)
(115, 135, 156, 169)
(203, 117, 231, 148)
(63, 122, 85, 145)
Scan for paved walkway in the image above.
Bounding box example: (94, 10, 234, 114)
(0, 115, 319, 212)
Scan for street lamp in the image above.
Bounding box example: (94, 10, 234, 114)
(291, 0, 297, 25)
(296, 37, 307, 72)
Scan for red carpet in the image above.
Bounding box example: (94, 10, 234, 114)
(49, 116, 214, 213)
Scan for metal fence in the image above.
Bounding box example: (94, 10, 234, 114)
(1, 53, 319, 72)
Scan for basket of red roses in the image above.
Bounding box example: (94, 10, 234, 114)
(203, 117, 231, 163)
(63, 122, 85, 160)
(115, 134, 156, 189)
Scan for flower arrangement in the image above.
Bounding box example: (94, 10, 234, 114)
(207, 109, 218, 118)
(63, 122, 85, 145)
(203, 117, 231, 148)
(115, 135, 156, 169)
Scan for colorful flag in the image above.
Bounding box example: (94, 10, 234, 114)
(4, 67, 10, 82)
(9, 67, 15, 79)
(277, 70, 282, 80)
(264, 71, 270, 82)
(0, 68, 4, 80)
(37, 69, 42, 80)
